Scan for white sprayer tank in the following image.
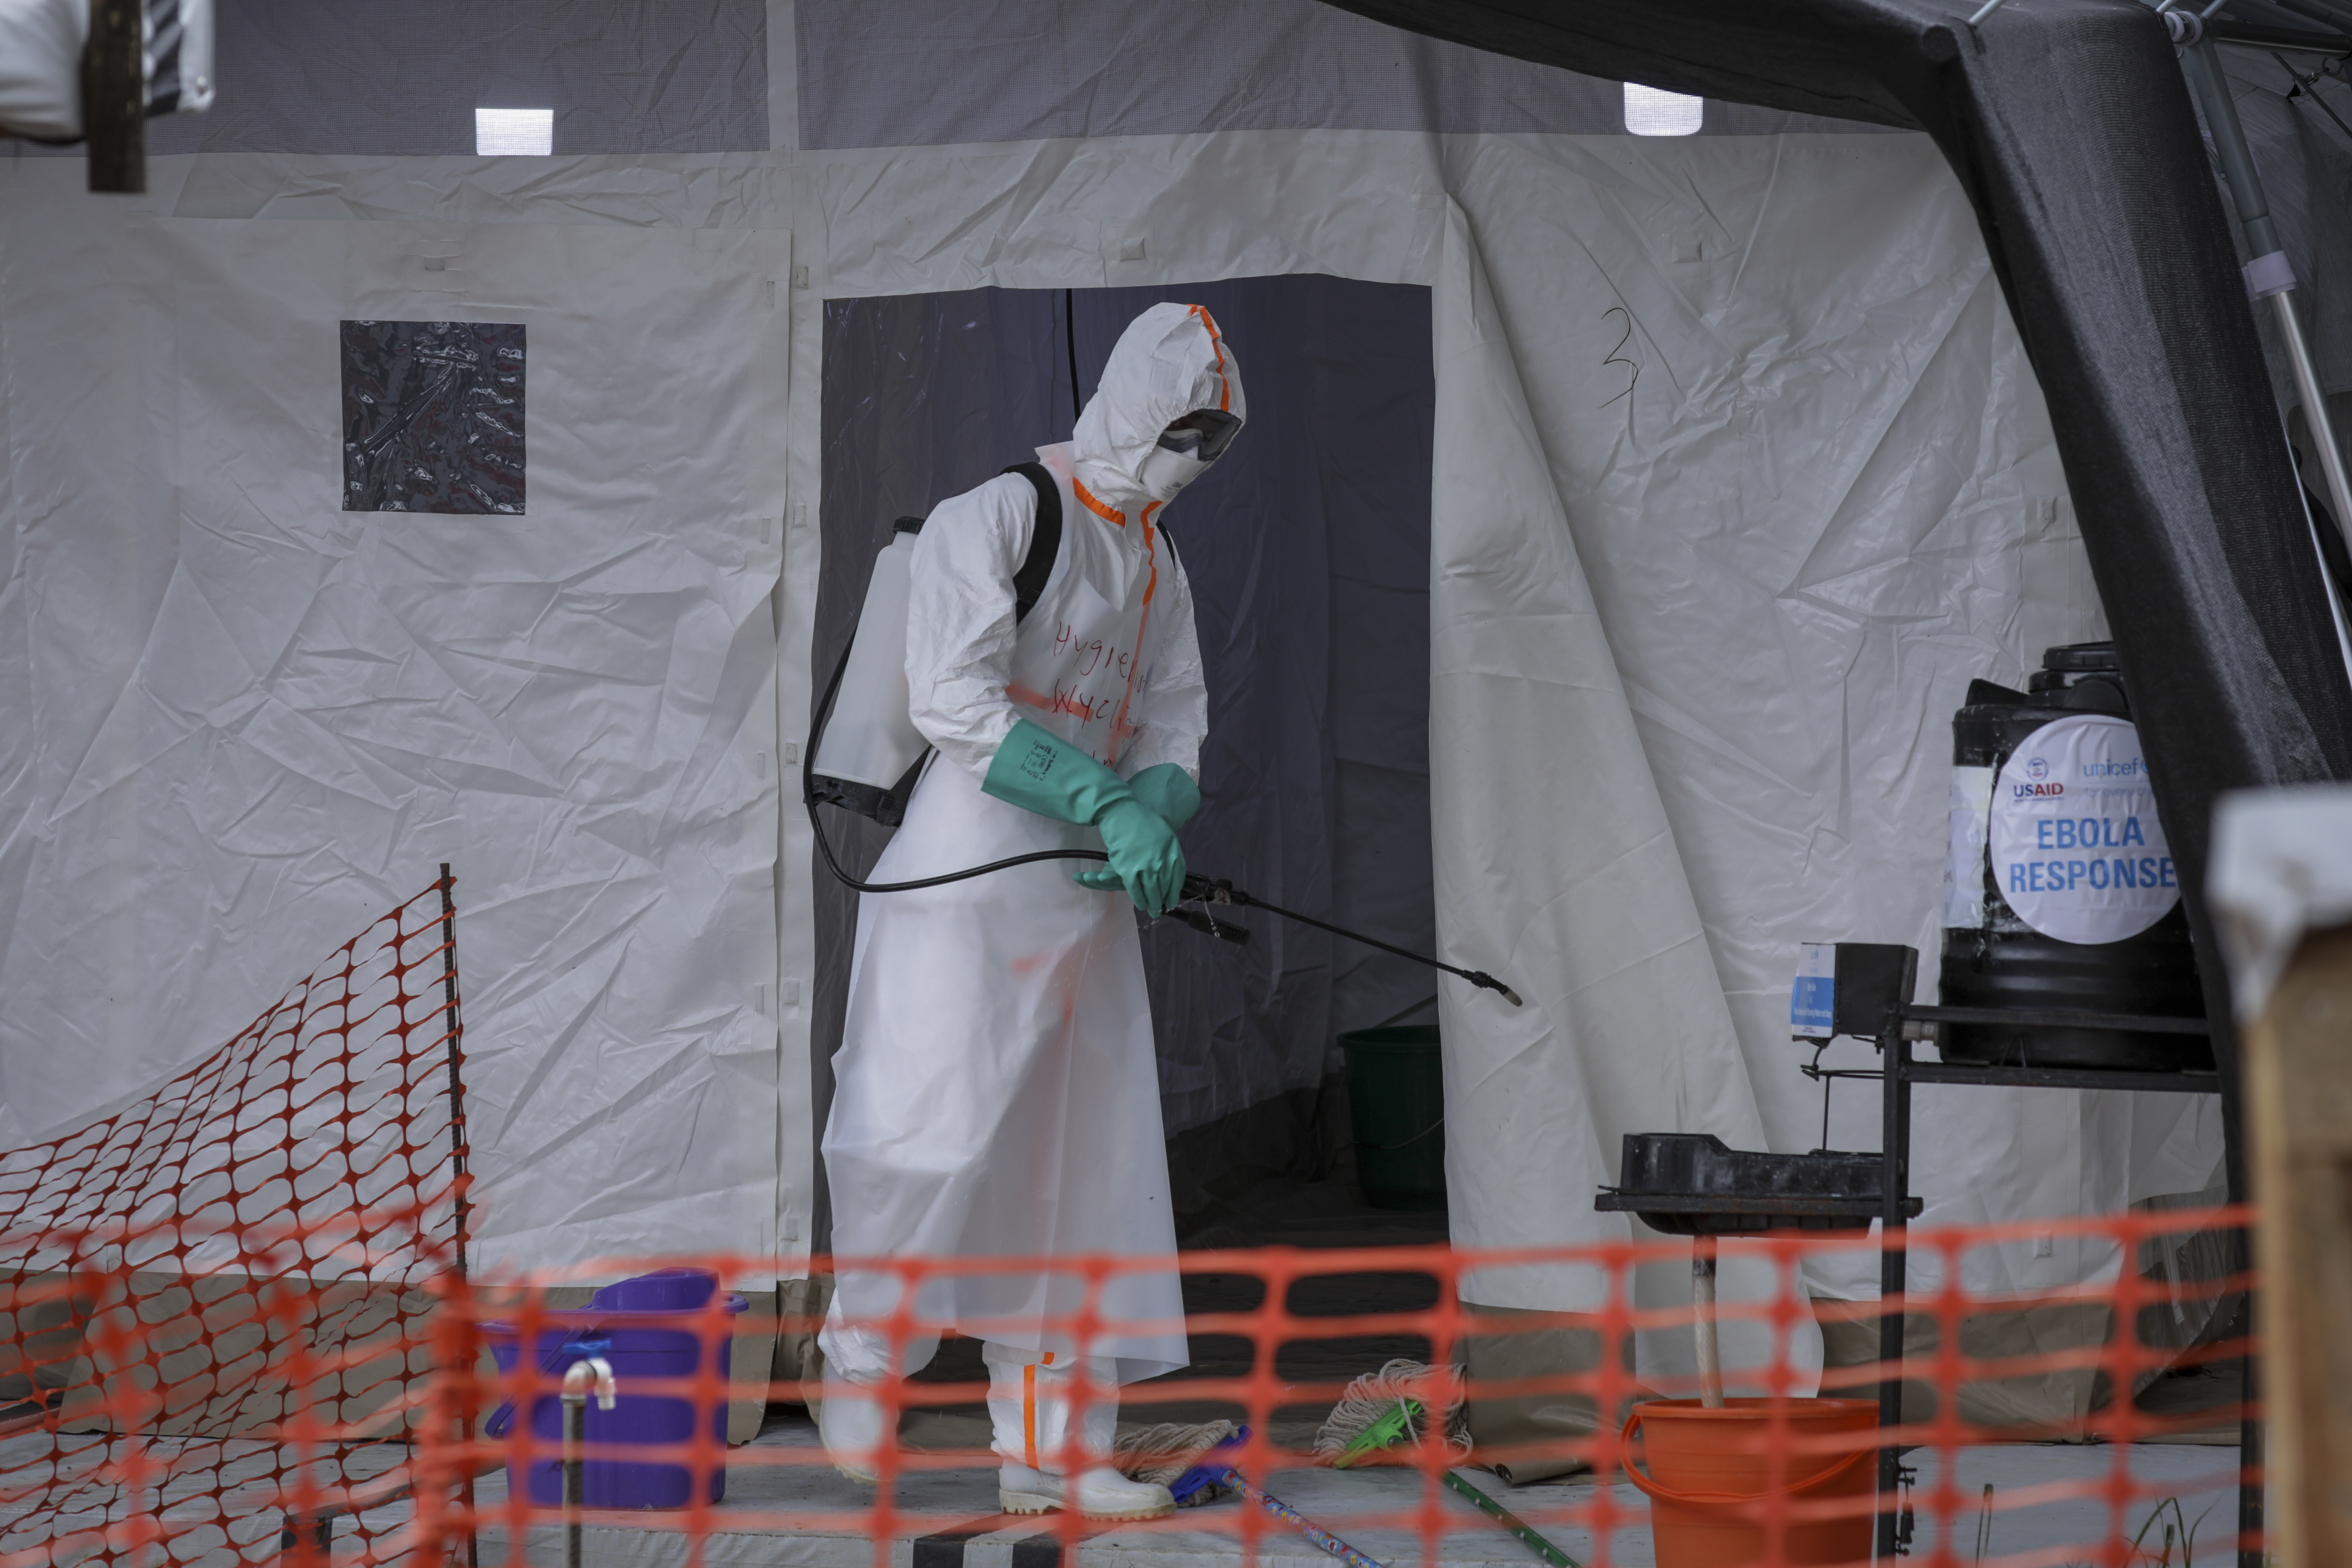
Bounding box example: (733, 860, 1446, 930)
(810, 524, 930, 819)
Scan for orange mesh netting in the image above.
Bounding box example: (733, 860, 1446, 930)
(409, 1207, 2252, 1568)
(0, 873, 470, 1568)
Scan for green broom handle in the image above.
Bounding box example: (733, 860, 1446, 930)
(1442, 1471, 1583, 1568)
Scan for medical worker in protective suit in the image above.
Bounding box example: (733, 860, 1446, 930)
(817, 303, 1242, 1520)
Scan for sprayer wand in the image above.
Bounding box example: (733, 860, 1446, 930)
(1177, 876, 1522, 1007)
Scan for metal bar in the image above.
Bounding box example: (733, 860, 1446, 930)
(1900, 1003, 2209, 1034)
(439, 864, 470, 1268)
(564, 1395, 586, 1568)
(2184, 38, 2285, 247)
(561, 1358, 617, 1568)
(1692, 1237, 1724, 1408)
(2213, 20, 2352, 49)
(2186, 38, 2336, 1560)
(2183, 37, 2352, 578)
(1875, 954, 1916, 1562)
(2270, 288, 2352, 561)
(1903, 1063, 2223, 1093)
(2274, 49, 2352, 144)
(79, 0, 144, 194)
(437, 863, 477, 1568)
(1596, 1193, 1900, 1216)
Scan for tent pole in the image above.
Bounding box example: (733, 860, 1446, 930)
(2181, 39, 2352, 559)
(2176, 43, 2312, 1568)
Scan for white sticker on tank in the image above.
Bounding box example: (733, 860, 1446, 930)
(1987, 713, 2178, 944)
(1942, 764, 1995, 928)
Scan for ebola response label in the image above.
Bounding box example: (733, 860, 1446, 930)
(1987, 712, 2177, 944)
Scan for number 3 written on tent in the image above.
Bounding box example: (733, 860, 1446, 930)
(1600, 306, 1639, 408)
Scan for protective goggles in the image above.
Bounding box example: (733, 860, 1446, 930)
(1156, 409, 1243, 462)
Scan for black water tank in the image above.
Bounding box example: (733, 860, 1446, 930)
(1936, 642, 2210, 1070)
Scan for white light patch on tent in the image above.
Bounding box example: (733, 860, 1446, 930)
(1623, 83, 1704, 136)
(475, 108, 553, 156)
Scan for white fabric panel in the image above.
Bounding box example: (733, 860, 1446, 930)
(0, 175, 786, 1271)
(2211, 783, 2352, 1018)
(1430, 201, 1815, 1391)
(0, 0, 85, 139)
(1429, 132, 2222, 1300)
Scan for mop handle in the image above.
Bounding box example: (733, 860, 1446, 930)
(1441, 1471, 1582, 1568)
(1213, 1469, 1388, 1568)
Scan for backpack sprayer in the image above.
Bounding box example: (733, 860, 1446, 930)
(803, 495, 1522, 1008)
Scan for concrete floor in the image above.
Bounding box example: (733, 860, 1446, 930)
(0, 1410, 2246, 1567)
(436, 1409, 2244, 1568)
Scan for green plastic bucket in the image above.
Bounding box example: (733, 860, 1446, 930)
(1338, 1024, 1447, 1210)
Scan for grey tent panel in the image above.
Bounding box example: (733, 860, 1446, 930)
(136, 0, 767, 156)
(794, 0, 1888, 149)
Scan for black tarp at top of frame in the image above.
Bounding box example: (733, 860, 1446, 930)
(1320, 0, 2352, 1201)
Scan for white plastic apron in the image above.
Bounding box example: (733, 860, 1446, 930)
(821, 444, 1187, 1383)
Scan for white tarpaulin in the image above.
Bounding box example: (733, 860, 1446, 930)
(0, 195, 786, 1271)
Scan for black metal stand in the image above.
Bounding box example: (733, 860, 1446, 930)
(1845, 959, 2224, 1561)
(1599, 943, 2249, 1561)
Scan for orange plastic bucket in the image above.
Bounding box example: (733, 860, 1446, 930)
(1621, 1397, 1879, 1567)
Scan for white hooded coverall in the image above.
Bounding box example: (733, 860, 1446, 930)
(819, 305, 1240, 1415)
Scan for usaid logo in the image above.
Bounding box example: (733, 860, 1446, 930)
(2027, 757, 2048, 781)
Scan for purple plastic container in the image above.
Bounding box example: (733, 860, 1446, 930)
(484, 1268, 748, 1509)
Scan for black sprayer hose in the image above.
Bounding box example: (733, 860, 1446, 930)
(803, 636, 1523, 1003)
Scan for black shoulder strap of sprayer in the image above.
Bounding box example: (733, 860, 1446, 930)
(1004, 461, 1061, 622)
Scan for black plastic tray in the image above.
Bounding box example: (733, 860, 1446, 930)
(1594, 1132, 1921, 1236)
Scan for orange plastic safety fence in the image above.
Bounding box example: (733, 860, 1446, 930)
(0, 877, 469, 1568)
(407, 1206, 2251, 1568)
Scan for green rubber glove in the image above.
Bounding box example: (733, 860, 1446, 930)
(1127, 762, 1203, 830)
(1073, 763, 1199, 894)
(983, 719, 1187, 915)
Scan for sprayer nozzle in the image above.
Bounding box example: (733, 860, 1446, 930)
(1467, 971, 1523, 1006)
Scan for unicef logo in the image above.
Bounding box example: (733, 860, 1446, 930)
(2027, 757, 2048, 781)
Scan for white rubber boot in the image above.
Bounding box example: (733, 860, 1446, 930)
(983, 1343, 1174, 1520)
(815, 1366, 888, 1484)
(997, 1462, 1179, 1521)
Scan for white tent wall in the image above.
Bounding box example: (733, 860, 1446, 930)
(1419, 134, 2225, 1313)
(1429, 197, 1793, 1385)
(0, 0, 2238, 1339)
(0, 159, 789, 1274)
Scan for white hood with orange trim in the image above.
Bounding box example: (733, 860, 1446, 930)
(1071, 302, 1244, 512)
